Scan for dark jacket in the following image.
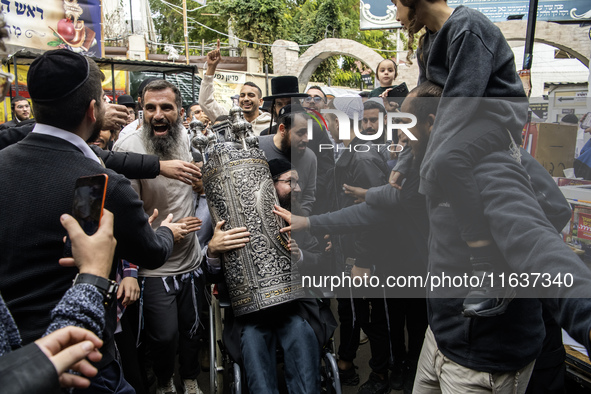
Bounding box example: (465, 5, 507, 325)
(428, 149, 591, 373)
(574, 139, 591, 180)
(309, 162, 428, 295)
(0, 284, 105, 394)
(331, 136, 390, 270)
(0, 121, 161, 179)
(307, 120, 335, 215)
(0, 133, 174, 367)
(89, 144, 160, 179)
(417, 5, 528, 192)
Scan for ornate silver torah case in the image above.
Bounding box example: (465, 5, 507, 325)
(191, 107, 305, 316)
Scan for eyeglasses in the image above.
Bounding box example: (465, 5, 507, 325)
(0, 71, 14, 101)
(274, 178, 300, 190)
(303, 96, 325, 104)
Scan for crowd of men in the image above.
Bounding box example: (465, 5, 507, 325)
(2, 18, 591, 394)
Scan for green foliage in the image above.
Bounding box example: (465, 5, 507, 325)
(285, 0, 399, 88)
(148, 0, 409, 87)
(211, 0, 286, 71)
(148, 0, 229, 56)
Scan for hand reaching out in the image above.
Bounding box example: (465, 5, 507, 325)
(343, 184, 367, 204)
(207, 220, 250, 258)
(177, 216, 202, 233)
(378, 89, 400, 112)
(101, 104, 129, 130)
(148, 208, 159, 226)
(274, 204, 309, 234)
(389, 170, 404, 190)
(117, 277, 140, 307)
(288, 238, 301, 261)
(159, 160, 202, 185)
(160, 213, 188, 243)
(35, 326, 103, 389)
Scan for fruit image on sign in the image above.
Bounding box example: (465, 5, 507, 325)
(48, 0, 97, 52)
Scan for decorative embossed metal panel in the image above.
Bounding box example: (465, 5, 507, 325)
(194, 108, 305, 316)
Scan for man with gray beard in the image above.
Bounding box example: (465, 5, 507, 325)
(113, 80, 204, 394)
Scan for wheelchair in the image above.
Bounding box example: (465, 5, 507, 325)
(207, 284, 341, 394)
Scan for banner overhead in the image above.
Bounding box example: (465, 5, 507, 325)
(2, 0, 102, 56)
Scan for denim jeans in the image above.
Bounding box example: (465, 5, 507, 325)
(240, 313, 320, 394)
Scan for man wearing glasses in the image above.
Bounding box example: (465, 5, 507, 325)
(0, 95, 32, 129)
(302, 85, 329, 111)
(301, 85, 336, 215)
(0, 72, 35, 131)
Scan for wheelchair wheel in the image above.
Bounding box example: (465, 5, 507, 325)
(231, 362, 242, 394)
(322, 351, 342, 394)
(209, 287, 225, 394)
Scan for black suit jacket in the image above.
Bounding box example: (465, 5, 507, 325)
(0, 132, 174, 363)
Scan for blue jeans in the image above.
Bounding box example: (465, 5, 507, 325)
(240, 313, 320, 394)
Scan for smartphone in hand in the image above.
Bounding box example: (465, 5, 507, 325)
(386, 83, 409, 105)
(63, 174, 108, 257)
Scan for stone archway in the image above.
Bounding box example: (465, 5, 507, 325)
(497, 20, 589, 67)
(272, 38, 385, 91)
(270, 21, 589, 91)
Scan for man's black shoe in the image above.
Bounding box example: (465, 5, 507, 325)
(338, 364, 359, 386)
(389, 361, 404, 391)
(358, 372, 390, 394)
(403, 362, 417, 394)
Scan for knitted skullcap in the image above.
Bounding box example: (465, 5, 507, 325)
(28, 49, 90, 103)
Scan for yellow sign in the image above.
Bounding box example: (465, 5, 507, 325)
(210, 71, 245, 111)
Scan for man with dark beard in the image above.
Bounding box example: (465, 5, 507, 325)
(113, 79, 204, 394)
(258, 104, 317, 215)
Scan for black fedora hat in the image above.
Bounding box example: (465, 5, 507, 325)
(262, 76, 308, 101)
(117, 94, 136, 108)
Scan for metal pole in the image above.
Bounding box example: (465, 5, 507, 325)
(522, 0, 538, 70)
(395, 29, 400, 64)
(182, 0, 190, 65)
(111, 63, 116, 101)
(192, 71, 195, 102)
(12, 55, 18, 97)
(265, 64, 269, 97)
(129, 0, 134, 34)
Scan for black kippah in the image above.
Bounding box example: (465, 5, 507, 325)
(268, 158, 292, 179)
(27, 49, 90, 103)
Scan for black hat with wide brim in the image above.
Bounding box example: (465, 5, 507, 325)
(262, 76, 308, 101)
(117, 94, 136, 107)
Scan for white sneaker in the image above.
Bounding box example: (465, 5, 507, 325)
(360, 328, 369, 345)
(183, 379, 203, 394)
(156, 377, 177, 394)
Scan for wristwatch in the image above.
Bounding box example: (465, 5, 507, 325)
(73, 273, 119, 307)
